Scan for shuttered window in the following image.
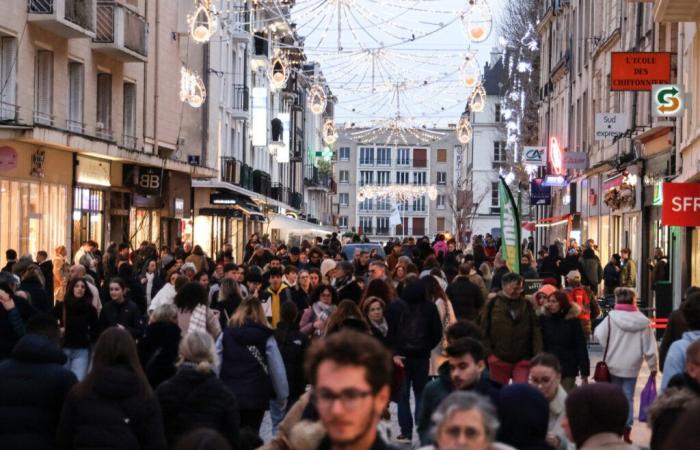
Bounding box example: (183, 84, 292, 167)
(123, 82, 136, 148)
(0, 37, 17, 121)
(68, 62, 84, 132)
(413, 148, 427, 167)
(96, 73, 112, 138)
(34, 50, 53, 125)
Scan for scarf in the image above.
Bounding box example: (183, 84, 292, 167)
(267, 284, 288, 328)
(145, 272, 155, 307)
(615, 303, 638, 312)
(371, 318, 388, 337)
(313, 301, 336, 323)
(188, 304, 208, 335)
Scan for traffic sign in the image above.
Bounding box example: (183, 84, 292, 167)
(652, 84, 684, 117)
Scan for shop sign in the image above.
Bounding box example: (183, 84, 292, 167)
(135, 167, 162, 195)
(610, 52, 672, 91)
(542, 175, 568, 187)
(652, 84, 684, 117)
(523, 279, 544, 295)
(603, 174, 624, 191)
(523, 146, 547, 166)
(76, 156, 110, 187)
(174, 198, 184, 218)
(548, 137, 564, 175)
(530, 178, 552, 205)
(595, 113, 628, 140)
(0, 146, 18, 171)
(563, 152, 588, 170)
(30, 149, 45, 178)
(662, 183, 700, 226)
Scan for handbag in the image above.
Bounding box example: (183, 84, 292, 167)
(639, 373, 657, 422)
(593, 316, 612, 383)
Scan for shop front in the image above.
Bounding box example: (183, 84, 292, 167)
(73, 155, 111, 254)
(0, 142, 72, 266)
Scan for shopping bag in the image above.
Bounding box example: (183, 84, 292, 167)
(638, 374, 657, 423)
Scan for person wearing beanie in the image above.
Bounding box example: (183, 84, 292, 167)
(532, 284, 558, 314)
(319, 259, 336, 285)
(562, 383, 635, 450)
(496, 384, 551, 450)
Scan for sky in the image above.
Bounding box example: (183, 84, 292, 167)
(290, 0, 505, 127)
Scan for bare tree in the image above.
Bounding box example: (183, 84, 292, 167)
(447, 172, 489, 248)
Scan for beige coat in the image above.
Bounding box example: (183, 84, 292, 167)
(579, 433, 638, 450)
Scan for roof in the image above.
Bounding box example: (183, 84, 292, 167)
(482, 56, 508, 96)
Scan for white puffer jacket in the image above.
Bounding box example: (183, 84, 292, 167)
(594, 310, 658, 378)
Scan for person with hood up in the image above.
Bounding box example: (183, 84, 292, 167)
(0, 314, 78, 450)
(561, 383, 636, 450)
(157, 331, 239, 449)
(594, 287, 658, 442)
(330, 261, 363, 304)
(217, 296, 288, 433)
(138, 304, 182, 388)
(531, 284, 558, 314)
(528, 353, 574, 450)
(496, 384, 552, 450)
(446, 263, 485, 322)
(564, 270, 600, 338)
(580, 247, 603, 293)
(539, 290, 589, 391)
(660, 292, 700, 392)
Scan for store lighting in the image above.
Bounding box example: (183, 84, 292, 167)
(72, 210, 82, 221)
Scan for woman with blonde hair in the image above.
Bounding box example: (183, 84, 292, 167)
(138, 304, 182, 388)
(53, 245, 70, 302)
(217, 296, 288, 433)
(156, 331, 240, 449)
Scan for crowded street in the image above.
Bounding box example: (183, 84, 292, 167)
(1, 0, 700, 450)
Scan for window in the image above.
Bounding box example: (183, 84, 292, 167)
(34, 50, 53, 125)
(376, 196, 391, 211)
(413, 148, 427, 167)
(377, 147, 391, 165)
(412, 217, 425, 235)
(377, 171, 390, 185)
(413, 195, 426, 212)
(360, 147, 374, 165)
(437, 172, 447, 185)
(397, 199, 409, 211)
(437, 217, 446, 231)
(339, 193, 349, 207)
(96, 73, 112, 139)
(495, 103, 502, 122)
(437, 194, 446, 209)
(359, 216, 372, 233)
(396, 171, 410, 185)
(360, 171, 373, 186)
(413, 172, 426, 185)
(437, 148, 447, 162)
(493, 141, 507, 163)
(491, 182, 499, 207)
(377, 217, 390, 234)
(339, 147, 350, 161)
(68, 62, 84, 132)
(123, 82, 136, 148)
(339, 170, 349, 183)
(0, 37, 17, 120)
(397, 148, 410, 165)
(359, 197, 373, 211)
(338, 216, 348, 228)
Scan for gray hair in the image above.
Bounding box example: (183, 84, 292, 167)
(151, 303, 178, 323)
(430, 391, 500, 443)
(614, 287, 637, 305)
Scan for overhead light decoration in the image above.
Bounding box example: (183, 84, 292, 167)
(469, 82, 487, 113)
(180, 66, 206, 108)
(462, 0, 493, 43)
(268, 51, 291, 90)
(187, 0, 218, 43)
(323, 119, 338, 145)
(460, 53, 481, 88)
(456, 113, 473, 144)
(307, 84, 327, 115)
(358, 184, 439, 202)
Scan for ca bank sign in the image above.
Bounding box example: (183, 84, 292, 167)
(523, 146, 546, 167)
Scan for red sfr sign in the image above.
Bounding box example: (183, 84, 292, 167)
(662, 183, 700, 227)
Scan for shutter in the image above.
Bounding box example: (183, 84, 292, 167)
(123, 82, 136, 138)
(35, 50, 53, 122)
(413, 148, 427, 167)
(96, 73, 112, 134)
(68, 63, 84, 130)
(1, 37, 17, 120)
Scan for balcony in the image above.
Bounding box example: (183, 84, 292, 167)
(240, 163, 254, 190)
(375, 228, 390, 236)
(221, 157, 241, 184)
(290, 191, 303, 209)
(304, 164, 333, 191)
(93, 1, 147, 62)
(654, 0, 700, 22)
(1, 102, 19, 123)
(225, 5, 251, 42)
(228, 84, 249, 118)
(28, 0, 96, 39)
(271, 183, 291, 205)
(253, 170, 271, 197)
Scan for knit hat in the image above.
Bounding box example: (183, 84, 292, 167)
(535, 284, 557, 298)
(320, 258, 337, 280)
(180, 262, 197, 274)
(564, 383, 628, 448)
(497, 384, 550, 448)
(566, 270, 582, 281)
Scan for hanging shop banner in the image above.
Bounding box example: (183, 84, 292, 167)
(523, 279, 544, 295)
(662, 183, 700, 227)
(76, 156, 111, 187)
(595, 113, 628, 140)
(651, 84, 685, 118)
(499, 176, 521, 274)
(564, 152, 588, 170)
(531, 178, 552, 205)
(610, 52, 671, 91)
(523, 146, 547, 166)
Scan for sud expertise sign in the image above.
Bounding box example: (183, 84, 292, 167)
(662, 183, 700, 227)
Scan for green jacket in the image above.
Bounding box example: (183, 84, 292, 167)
(620, 258, 637, 288)
(479, 293, 543, 364)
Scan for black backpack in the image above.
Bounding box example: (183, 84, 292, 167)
(398, 304, 428, 353)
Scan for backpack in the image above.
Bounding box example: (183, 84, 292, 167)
(569, 286, 591, 321)
(398, 304, 429, 353)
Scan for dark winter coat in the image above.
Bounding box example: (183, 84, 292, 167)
(659, 308, 687, 371)
(538, 252, 562, 280)
(142, 275, 165, 303)
(489, 266, 510, 292)
(20, 277, 52, 313)
(53, 298, 99, 349)
(274, 322, 309, 402)
(156, 367, 240, 449)
(386, 280, 443, 359)
(291, 286, 311, 311)
(580, 250, 603, 289)
(445, 276, 485, 322)
(219, 321, 275, 410)
(56, 366, 166, 450)
(335, 278, 363, 304)
(0, 293, 37, 360)
(479, 294, 543, 364)
(539, 304, 590, 378)
(39, 259, 55, 305)
(0, 334, 77, 450)
(98, 300, 145, 340)
(137, 321, 181, 388)
(560, 255, 585, 279)
(211, 295, 241, 329)
(315, 434, 399, 450)
(603, 262, 621, 292)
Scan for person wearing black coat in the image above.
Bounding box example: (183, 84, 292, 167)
(539, 245, 562, 281)
(37, 252, 55, 305)
(0, 314, 78, 450)
(99, 278, 145, 340)
(0, 276, 38, 360)
(539, 290, 590, 391)
(56, 327, 166, 450)
(445, 266, 485, 322)
(137, 305, 181, 389)
(156, 331, 239, 449)
(274, 301, 310, 409)
(117, 263, 147, 315)
(332, 261, 363, 304)
(20, 266, 52, 313)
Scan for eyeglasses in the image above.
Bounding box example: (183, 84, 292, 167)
(312, 388, 373, 410)
(443, 425, 484, 440)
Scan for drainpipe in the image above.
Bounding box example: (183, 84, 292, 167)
(142, 0, 149, 153)
(153, 0, 160, 155)
(202, 41, 210, 167)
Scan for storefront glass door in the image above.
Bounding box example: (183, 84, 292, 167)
(72, 188, 104, 253)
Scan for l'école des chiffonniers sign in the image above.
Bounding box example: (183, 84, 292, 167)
(610, 52, 671, 91)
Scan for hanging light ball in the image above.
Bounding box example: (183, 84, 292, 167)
(469, 82, 487, 113)
(307, 84, 327, 115)
(462, 0, 493, 43)
(188, 3, 218, 44)
(460, 54, 481, 88)
(268, 52, 290, 90)
(456, 113, 473, 144)
(180, 66, 206, 108)
(323, 119, 338, 145)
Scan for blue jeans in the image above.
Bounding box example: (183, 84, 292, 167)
(611, 375, 637, 428)
(398, 357, 429, 438)
(64, 348, 90, 381)
(269, 398, 286, 436)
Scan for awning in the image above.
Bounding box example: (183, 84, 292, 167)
(268, 213, 337, 235)
(193, 179, 299, 212)
(235, 202, 266, 222)
(198, 208, 244, 218)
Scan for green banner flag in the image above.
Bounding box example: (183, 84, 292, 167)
(499, 176, 521, 274)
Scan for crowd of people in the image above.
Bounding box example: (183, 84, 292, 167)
(0, 231, 697, 450)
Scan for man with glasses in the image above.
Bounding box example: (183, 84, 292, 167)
(368, 261, 388, 282)
(480, 272, 543, 385)
(306, 330, 398, 450)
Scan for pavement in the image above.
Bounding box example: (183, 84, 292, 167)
(260, 343, 654, 449)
